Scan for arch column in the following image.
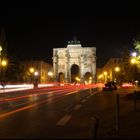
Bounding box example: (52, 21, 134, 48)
(53, 56, 58, 82)
(80, 55, 84, 83)
(65, 50, 71, 83)
(92, 57, 96, 83)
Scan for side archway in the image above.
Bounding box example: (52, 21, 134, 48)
(58, 72, 64, 83)
(84, 72, 92, 83)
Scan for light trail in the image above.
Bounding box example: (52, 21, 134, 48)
(0, 84, 98, 103)
(0, 87, 77, 103)
(0, 84, 54, 93)
(0, 89, 80, 119)
(0, 83, 99, 93)
(0, 84, 99, 119)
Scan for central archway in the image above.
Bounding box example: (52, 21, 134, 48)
(71, 64, 80, 83)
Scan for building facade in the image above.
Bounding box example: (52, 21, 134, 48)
(20, 60, 53, 83)
(97, 58, 124, 84)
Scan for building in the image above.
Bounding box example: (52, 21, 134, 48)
(52, 38, 96, 83)
(0, 27, 7, 58)
(97, 58, 124, 84)
(20, 60, 53, 83)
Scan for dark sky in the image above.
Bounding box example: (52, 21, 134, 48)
(1, 1, 140, 67)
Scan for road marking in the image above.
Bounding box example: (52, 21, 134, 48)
(74, 104, 81, 110)
(81, 99, 87, 103)
(56, 115, 72, 126)
(65, 91, 77, 96)
(86, 96, 90, 99)
(64, 105, 73, 112)
(8, 102, 28, 107)
(90, 91, 98, 96)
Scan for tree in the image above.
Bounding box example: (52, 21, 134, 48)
(121, 46, 135, 82)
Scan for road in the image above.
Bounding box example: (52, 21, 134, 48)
(0, 84, 137, 139)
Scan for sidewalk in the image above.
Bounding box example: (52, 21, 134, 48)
(100, 88, 140, 139)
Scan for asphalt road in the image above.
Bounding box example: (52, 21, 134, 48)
(0, 85, 137, 139)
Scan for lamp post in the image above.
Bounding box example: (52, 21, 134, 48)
(114, 66, 120, 84)
(89, 77, 92, 93)
(34, 71, 39, 88)
(75, 77, 80, 84)
(98, 74, 103, 83)
(0, 45, 2, 55)
(130, 58, 137, 64)
(48, 71, 54, 83)
(29, 67, 35, 83)
(103, 71, 107, 83)
(1, 59, 8, 88)
(75, 77, 80, 92)
(1, 60, 7, 67)
(130, 57, 138, 84)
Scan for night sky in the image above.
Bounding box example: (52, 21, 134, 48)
(1, 1, 140, 67)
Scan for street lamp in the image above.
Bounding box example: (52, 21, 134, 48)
(89, 77, 92, 83)
(89, 77, 92, 93)
(29, 67, 35, 73)
(48, 72, 54, 82)
(1, 59, 8, 88)
(29, 67, 35, 83)
(114, 66, 120, 84)
(98, 74, 103, 83)
(48, 72, 53, 76)
(130, 58, 137, 64)
(34, 71, 38, 76)
(115, 67, 120, 72)
(131, 52, 137, 57)
(1, 60, 7, 67)
(130, 57, 138, 84)
(103, 71, 107, 83)
(0, 45, 2, 55)
(34, 71, 39, 88)
(75, 77, 80, 84)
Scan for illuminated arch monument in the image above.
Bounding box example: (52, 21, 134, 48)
(53, 39, 96, 83)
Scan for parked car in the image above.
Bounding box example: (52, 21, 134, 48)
(103, 81, 117, 91)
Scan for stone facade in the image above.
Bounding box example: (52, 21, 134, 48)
(53, 41, 96, 83)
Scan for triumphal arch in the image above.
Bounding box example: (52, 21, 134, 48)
(53, 39, 96, 83)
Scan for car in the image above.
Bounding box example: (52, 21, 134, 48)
(103, 81, 117, 91)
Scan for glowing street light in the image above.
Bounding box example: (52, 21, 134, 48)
(48, 72, 53, 76)
(89, 77, 92, 83)
(115, 66, 120, 72)
(89, 77, 92, 80)
(131, 52, 137, 57)
(34, 71, 39, 76)
(114, 66, 121, 84)
(0, 59, 8, 88)
(130, 58, 137, 64)
(29, 67, 35, 83)
(48, 72, 54, 82)
(0, 45, 2, 53)
(29, 67, 35, 73)
(1, 60, 7, 67)
(103, 71, 107, 75)
(75, 77, 80, 82)
(33, 71, 39, 88)
(103, 71, 108, 83)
